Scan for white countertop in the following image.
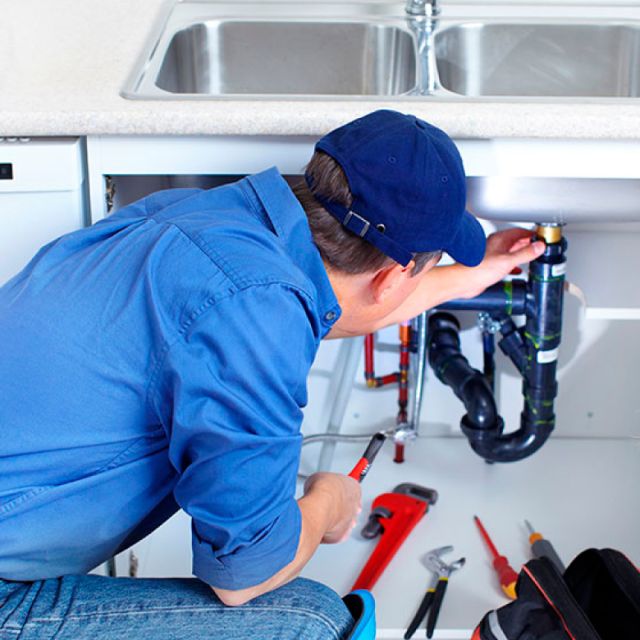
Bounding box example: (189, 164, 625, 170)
(2, 0, 640, 139)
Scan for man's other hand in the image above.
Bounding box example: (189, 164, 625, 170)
(303, 472, 362, 544)
(459, 228, 545, 299)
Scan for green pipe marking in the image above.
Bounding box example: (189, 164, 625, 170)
(530, 273, 564, 283)
(524, 331, 562, 349)
(503, 280, 513, 316)
(525, 395, 539, 415)
(524, 394, 555, 413)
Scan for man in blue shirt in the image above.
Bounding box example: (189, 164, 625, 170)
(0, 111, 544, 639)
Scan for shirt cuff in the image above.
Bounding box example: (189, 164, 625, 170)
(191, 499, 302, 590)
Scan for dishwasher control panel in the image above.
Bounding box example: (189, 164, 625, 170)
(0, 163, 13, 180)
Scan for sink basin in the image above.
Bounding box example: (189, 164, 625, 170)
(156, 20, 416, 96)
(123, 2, 419, 99)
(123, 3, 640, 101)
(435, 22, 640, 97)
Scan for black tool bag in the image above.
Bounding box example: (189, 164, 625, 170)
(473, 548, 640, 640)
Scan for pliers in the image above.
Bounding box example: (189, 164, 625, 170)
(404, 545, 466, 639)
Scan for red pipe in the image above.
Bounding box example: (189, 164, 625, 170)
(363, 324, 413, 464)
(398, 322, 410, 412)
(364, 333, 401, 388)
(364, 333, 375, 386)
(393, 441, 405, 464)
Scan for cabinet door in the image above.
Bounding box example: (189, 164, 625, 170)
(0, 138, 86, 285)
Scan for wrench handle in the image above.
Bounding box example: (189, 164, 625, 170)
(426, 577, 448, 638)
(404, 588, 434, 639)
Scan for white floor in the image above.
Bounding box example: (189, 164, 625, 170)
(300, 435, 640, 639)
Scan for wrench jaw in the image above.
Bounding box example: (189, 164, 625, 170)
(423, 545, 454, 573)
(361, 507, 393, 539)
(423, 548, 467, 577)
(357, 484, 439, 541)
(450, 557, 466, 573)
(393, 483, 439, 506)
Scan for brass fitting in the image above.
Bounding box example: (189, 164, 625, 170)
(536, 224, 563, 244)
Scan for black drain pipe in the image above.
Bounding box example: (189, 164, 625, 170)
(428, 313, 503, 434)
(430, 225, 567, 463)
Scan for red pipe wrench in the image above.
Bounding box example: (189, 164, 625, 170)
(351, 483, 438, 592)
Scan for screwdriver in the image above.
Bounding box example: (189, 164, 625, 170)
(474, 515, 519, 600)
(525, 520, 565, 575)
(348, 432, 386, 483)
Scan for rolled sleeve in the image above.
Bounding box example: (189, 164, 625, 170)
(154, 283, 319, 590)
(192, 497, 302, 589)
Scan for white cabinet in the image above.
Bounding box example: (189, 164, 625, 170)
(85, 135, 316, 221)
(84, 135, 639, 637)
(0, 138, 87, 285)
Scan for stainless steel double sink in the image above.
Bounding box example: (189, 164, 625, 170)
(122, 1, 640, 99)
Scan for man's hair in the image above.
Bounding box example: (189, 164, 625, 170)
(292, 151, 441, 275)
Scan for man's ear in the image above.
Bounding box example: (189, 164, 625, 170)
(370, 260, 415, 303)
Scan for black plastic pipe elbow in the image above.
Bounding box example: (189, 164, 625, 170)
(460, 413, 552, 463)
(428, 313, 503, 433)
(428, 311, 551, 463)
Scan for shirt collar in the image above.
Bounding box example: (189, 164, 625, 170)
(244, 168, 342, 336)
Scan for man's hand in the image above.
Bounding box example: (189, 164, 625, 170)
(303, 472, 362, 544)
(457, 228, 545, 300)
(212, 472, 361, 606)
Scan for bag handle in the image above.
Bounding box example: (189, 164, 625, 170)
(523, 557, 600, 640)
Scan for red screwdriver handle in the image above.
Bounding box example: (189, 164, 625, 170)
(493, 555, 519, 599)
(349, 458, 369, 482)
(348, 433, 386, 483)
(474, 515, 519, 600)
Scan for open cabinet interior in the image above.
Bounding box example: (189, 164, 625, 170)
(101, 173, 640, 639)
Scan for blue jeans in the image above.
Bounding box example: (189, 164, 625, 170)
(0, 575, 354, 639)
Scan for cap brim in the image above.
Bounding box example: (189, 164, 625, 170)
(444, 211, 486, 267)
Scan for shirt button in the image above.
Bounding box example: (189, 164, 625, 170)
(324, 311, 337, 322)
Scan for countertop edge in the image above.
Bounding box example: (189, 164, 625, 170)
(2, 102, 640, 139)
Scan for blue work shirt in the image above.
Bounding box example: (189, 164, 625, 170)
(0, 168, 341, 589)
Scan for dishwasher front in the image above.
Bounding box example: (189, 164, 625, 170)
(0, 137, 87, 285)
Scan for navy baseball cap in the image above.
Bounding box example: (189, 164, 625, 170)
(305, 110, 486, 268)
